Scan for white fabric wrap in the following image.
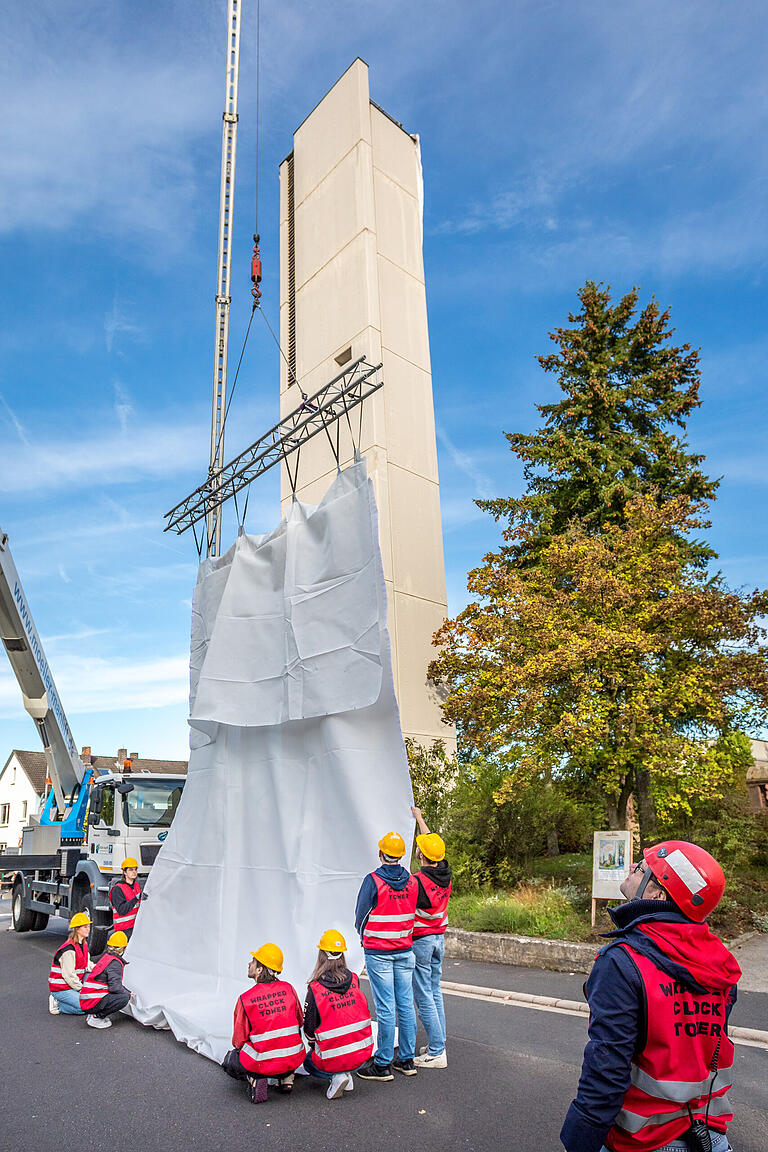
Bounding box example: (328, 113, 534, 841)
(125, 460, 414, 1062)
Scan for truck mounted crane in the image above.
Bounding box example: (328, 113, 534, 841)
(0, 528, 185, 952)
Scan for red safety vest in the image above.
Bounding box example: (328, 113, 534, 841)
(109, 879, 141, 933)
(413, 872, 451, 938)
(311, 975, 374, 1073)
(80, 954, 126, 1011)
(237, 981, 305, 1076)
(48, 940, 89, 993)
(362, 873, 418, 951)
(606, 945, 735, 1152)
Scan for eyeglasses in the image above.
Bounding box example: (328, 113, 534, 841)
(632, 861, 646, 875)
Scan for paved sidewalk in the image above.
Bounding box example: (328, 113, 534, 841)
(731, 932, 768, 993)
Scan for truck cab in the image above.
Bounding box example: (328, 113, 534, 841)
(88, 772, 185, 877)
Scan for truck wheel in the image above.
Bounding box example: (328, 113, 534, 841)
(80, 892, 109, 955)
(12, 883, 35, 932)
(32, 911, 50, 930)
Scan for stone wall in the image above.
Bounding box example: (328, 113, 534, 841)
(445, 927, 597, 974)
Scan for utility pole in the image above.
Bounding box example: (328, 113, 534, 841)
(207, 0, 242, 558)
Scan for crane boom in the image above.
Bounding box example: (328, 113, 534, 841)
(0, 529, 84, 810)
(207, 0, 243, 558)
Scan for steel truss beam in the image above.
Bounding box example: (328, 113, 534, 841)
(164, 356, 383, 537)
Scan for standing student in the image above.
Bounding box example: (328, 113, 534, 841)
(411, 805, 451, 1068)
(303, 929, 374, 1100)
(48, 912, 94, 1015)
(221, 943, 305, 1105)
(355, 832, 419, 1081)
(561, 841, 741, 1152)
(109, 857, 142, 938)
(80, 930, 131, 1028)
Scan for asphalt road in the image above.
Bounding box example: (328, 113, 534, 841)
(1, 910, 766, 1152)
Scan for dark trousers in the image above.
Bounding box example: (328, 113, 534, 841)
(90, 991, 130, 1019)
(221, 1049, 293, 1083)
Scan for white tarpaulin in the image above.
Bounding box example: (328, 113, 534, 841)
(126, 460, 414, 1062)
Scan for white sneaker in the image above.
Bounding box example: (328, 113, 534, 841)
(343, 1073, 354, 1092)
(326, 1073, 347, 1100)
(418, 1044, 428, 1055)
(414, 1050, 447, 1068)
(86, 1014, 112, 1029)
(48, 994, 60, 1015)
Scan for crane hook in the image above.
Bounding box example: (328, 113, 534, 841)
(251, 233, 262, 304)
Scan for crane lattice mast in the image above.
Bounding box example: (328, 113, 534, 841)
(207, 0, 243, 558)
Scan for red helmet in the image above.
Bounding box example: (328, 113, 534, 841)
(643, 840, 725, 922)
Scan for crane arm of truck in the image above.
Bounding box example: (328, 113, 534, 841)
(0, 528, 84, 811)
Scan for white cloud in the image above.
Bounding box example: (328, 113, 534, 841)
(0, 393, 30, 446)
(436, 423, 495, 500)
(0, 415, 207, 494)
(113, 382, 134, 433)
(0, 5, 219, 244)
(0, 653, 189, 718)
(105, 300, 142, 355)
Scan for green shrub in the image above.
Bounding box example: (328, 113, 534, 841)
(448, 883, 590, 941)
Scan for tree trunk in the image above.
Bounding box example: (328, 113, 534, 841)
(633, 764, 658, 846)
(617, 775, 633, 830)
(546, 827, 560, 857)
(605, 775, 633, 829)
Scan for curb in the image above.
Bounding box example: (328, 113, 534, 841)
(442, 979, 586, 1014)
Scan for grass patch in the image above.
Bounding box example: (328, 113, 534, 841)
(449, 882, 592, 941)
(448, 854, 768, 942)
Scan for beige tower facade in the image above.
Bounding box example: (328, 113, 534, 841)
(279, 59, 452, 751)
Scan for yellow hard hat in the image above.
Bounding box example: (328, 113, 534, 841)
(69, 912, 91, 929)
(416, 832, 446, 862)
(378, 832, 406, 859)
(251, 942, 283, 973)
(121, 857, 138, 870)
(108, 931, 129, 948)
(317, 929, 347, 953)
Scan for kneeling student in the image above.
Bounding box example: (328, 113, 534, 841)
(222, 943, 305, 1104)
(48, 911, 94, 1015)
(303, 930, 374, 1100)
(79, 931, 131, 1028)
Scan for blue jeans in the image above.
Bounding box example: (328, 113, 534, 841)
(364, 948, 417, 1065)
(412, 933, 446, 1054)
(53, 989, 84, 1015)
(600, 1135, 731, 1152)
(303, 1049, 363, 1082)
(303, 1050, 333, 1082)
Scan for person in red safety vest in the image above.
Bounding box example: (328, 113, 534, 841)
(221, 942, 305, 1105)
(561, 840, 741, 1152)
(48, 911, 95, 1016)
(109, 857, 142, 937)
(355, 831, 419, 1081)
(80, 930, 131, 1029)
(302, 928, 374, 1100)
(411, 805, 451, 1069)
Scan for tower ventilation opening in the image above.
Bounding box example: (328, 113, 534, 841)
(286, 153, 296, 384)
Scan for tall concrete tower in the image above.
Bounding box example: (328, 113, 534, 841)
(279, 59, 451, 751)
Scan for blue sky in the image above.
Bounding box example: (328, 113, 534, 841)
(1, 0, 766, 761)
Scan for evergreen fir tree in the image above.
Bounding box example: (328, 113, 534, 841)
(482, 281, 718, 564)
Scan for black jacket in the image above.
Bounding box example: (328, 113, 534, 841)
(303, 969, 354, 1044)
(415, 859, 452, 908)
(109, 879, 141, 917)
